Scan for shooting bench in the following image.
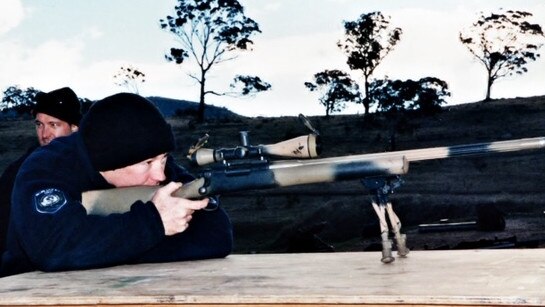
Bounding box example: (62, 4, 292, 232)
(0, 249, 544, 306)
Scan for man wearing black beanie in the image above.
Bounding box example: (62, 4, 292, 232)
(32, 87, 81, 146)
(0, 93, 233, 277)
(0, 87, 82, 255)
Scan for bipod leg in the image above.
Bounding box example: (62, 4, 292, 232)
(363, 176, 406, 263)
(371, 201, 395, 263)
(385, 202, 409, 257)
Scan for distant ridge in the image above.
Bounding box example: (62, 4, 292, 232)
(0, 96, 242, 121)
(147, 96, 242, 120)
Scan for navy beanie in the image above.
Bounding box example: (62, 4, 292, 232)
(33, 87, 82, 125)
(79, 93, 175, 171)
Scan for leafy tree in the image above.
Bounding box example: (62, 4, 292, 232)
(113, 65, 146, 94)
(0, 86, 40, 116)
(304, 69, 362, 117)
(369, 77, 450, 115)
(229, 75, 271, 96)
(337, 11, 402, 115)
(160, 0, 262, 122)
(459, 10, 544, 101)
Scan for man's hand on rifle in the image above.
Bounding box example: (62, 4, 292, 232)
(152, 182, 209, 236)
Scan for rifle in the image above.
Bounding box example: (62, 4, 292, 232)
(82, 115, 545, 263)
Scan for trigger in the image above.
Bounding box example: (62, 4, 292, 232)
(204, 195, 220, 211)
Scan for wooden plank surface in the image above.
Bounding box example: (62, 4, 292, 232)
(0, 249, 544, 306)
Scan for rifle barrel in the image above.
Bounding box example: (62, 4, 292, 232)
(337, 137, 545, 163)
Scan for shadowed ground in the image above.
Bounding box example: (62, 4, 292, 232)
(1, 96, 545, 254)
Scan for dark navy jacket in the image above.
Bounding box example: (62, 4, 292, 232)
(0, 145, 38, 254)
(0, 133, 232, 277)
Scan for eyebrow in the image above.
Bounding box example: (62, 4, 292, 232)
(35, 119, 63, 125)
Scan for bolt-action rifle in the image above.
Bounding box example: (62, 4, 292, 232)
(82, 115, 545, 263)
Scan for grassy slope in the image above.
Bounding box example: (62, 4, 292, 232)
(2, 96, 545, 253)
(169, 96, 545, 253)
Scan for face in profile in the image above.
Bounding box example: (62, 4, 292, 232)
(99, 153, 168, 187)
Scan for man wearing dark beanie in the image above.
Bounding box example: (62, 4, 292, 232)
(0, 93, 233, 277)
(0, 86, 82, 256)
(32, 87, 81, 146)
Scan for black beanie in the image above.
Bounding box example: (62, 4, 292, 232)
(79, 93, 175, 171)
(33, 87, 82, 125)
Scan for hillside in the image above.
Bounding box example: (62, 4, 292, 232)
(1, 96, 545, 255)
(147, 96, 241, 119)
(167, 96, 545, 254)
(0, 96, 241, 121)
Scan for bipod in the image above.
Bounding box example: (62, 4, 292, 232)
(362, 176, 409, 263)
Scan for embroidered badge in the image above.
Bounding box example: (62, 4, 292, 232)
(34, 188, 67, 214)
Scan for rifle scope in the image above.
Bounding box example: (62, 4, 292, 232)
(190, 133, 320, 166)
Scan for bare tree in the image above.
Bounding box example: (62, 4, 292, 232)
(113, 65, 146, 94)
(337, 11, 402, 115)
(160, 0, 262, 122)
(460, 10, 544, 101)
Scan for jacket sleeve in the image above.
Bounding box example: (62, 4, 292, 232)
(11, 174, 166, 272)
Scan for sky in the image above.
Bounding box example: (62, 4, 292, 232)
(0, 0, 544, 117)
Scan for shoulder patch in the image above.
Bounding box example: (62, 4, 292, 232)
(34, 188, 67, 214)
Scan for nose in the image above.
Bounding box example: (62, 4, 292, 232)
(149, 162, 166, 184)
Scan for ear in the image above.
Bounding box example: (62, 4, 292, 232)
(71, 125, 79, 132)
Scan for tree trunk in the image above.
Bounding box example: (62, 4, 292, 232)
(484, 70, 493, 102)
(363, 75, 370, 115)
(198, 73, 206, 123)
